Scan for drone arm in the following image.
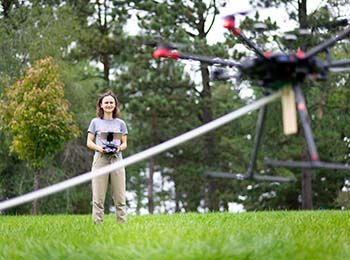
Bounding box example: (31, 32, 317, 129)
(153, 48, 241, 68)
(223, 17, 267, 60)
(303, 26, 350, 59)
(235, 31, 267, 59)
(325, 59, 350, 68)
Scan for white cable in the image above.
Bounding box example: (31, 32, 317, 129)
(0, 91, 281, 211)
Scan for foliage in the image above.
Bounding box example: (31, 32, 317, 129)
(0, 132, 31, 214)
(335, 191, 350, 209)
(0, 57, 80, 169)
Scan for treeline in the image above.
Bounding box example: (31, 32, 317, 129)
(0, 0, 350, 215)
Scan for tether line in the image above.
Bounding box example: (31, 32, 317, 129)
(0, 91, 281, 211)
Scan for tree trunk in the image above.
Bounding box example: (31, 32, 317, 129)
(1, 0, 13, 18)
(302, 151, 313, 209)
(65, 189, 71, 213)
(200, 63, 217, 164)
(175, 181, 180, 212)
(136, 181, 142, 215)
(317, 91, 326, 119)
(200, 63, 219, 211)
(297, 0, 313, 210)
(31, 169, 40, 215)
(193, 7, 219, 211)
(102, 54, 110, 86)
(97, 0, 110, 86)
(148, 157, 154, 214)
(300, 111, 314, 209)
(298, 0, 308, 29)
(302, 172, 313, 209)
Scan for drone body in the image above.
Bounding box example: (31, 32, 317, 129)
(239, 52, 327, 89)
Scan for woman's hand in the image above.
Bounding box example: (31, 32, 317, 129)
(117, 135, 127, 152)
(96, 146, 105, 153)
(117, 143, 126, 152)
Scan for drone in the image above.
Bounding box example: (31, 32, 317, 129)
(149, 13, 350, 183)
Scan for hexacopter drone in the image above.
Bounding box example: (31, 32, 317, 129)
(149, 13, 350, 182)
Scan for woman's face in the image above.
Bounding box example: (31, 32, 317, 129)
(101, 95, 116, 114)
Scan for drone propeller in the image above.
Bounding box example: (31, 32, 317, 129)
(143, 40, 186, 50)
(210, 67, 240, 81)
(223, 10, 251, 19)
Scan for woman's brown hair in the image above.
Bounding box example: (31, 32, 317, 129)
(96, 91, 120, 119)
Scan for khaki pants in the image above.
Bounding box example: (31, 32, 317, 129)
(91, 152, 126, 224)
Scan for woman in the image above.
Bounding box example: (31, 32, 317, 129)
(87, 91, 128, 224)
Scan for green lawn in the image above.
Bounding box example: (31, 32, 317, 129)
(1, 211, 349, 259)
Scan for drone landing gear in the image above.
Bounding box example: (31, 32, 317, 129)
(206, 83, 350, 183)
(205, 101, 296, 183)
(265, 83, 350, 171)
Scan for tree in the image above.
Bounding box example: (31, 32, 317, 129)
(68, 0, 131, 86)
(0, 57, 80, 214)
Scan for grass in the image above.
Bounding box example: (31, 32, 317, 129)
(1, 211, 350, 259)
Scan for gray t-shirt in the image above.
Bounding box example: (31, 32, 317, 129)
(88, 118, 128, 150)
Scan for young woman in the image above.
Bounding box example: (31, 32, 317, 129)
(87, 91, 128, 224)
